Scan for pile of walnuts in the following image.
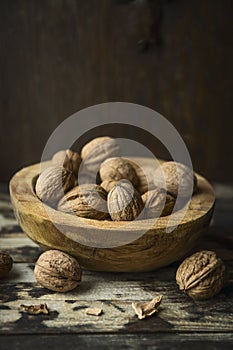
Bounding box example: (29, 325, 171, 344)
(35, 136, 197, 221)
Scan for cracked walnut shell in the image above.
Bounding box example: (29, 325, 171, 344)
(176, 250, 226, 300)
(34, 250, 82, 292)
(132, 295, 163, 319)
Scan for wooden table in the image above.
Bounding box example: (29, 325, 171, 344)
(0, 183, 233, 349)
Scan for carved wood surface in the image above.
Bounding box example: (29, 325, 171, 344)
(9, 158, 215, 272)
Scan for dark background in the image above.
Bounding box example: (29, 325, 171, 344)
(0, 0, 232, 182)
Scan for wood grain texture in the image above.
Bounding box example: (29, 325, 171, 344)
(0, 0, 233, 182)
(9, 158, 215, 272)
(1, 334, 233, 350)
(0, 184, 233, 347)
(0, 263, 233, 334)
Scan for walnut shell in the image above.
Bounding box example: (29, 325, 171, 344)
(128, 160, 156, 195)
(35, 165, 75, 206)
(100, 157, 139, 187)
(176, 250, 226, 300)
(81, 137, 120, 174)
(52, 149, 81, 177)
(75, 173, 97, 186)
(58, 184, 108, 220)
(142, 188, 175, 218)
(100, 179, 118, 192)
(34, 250, 82, 292)
(154, 161, 197, 198)
(0, 251, 13, 278)
(107, 180, 143, 221)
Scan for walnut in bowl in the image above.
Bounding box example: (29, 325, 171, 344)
(9, 157, 215, 272)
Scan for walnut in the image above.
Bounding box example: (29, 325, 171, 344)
(142, 188, 175, 218)
(0, 251, 13, 278)
(176, 250, 226, 300)
(34, 250, 82, 292)
(100, 157, 139, 187)
(100, 179, 118, 193)
(154, 161, 197, 198)
(75, 171, 97, 186)
(35, 165, 75, 206)
(81, 136, 120, 174)
(107, 180, 143, 221)
(128, 160, 156, 195)
(58, 184, 109, 220)
(52, 149, 81, 177)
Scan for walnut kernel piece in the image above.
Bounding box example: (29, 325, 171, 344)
(20, 303, 49, 315)
(34, 250, 82, 292)
(132, 295, 163, 320)
(52, 149, 81, 177)
(81, 136, 120, 174)
(58, 184, 108, 220)
(107, 180, 143, 221)
(176, 250, 226, 300)
(0, 251, 13, 278)
(85, 307, 103, 316)
(154, 161, 197, 198)
(100, 157, 139, 187)
(35, 165, 75, 206)
(142, 188, 175, 218)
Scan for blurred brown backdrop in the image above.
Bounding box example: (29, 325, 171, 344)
(0, 0, 232, 182)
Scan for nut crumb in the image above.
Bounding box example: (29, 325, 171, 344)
(132, 295, 163, 320)
(20, 303, 49, 315)
(85, 307, 103, 316)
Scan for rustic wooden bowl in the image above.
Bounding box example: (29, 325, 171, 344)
(9, 158, 215, 272)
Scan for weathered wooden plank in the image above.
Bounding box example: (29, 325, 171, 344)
(0, 236, 41, 262)
(0, 333, 233, 350)
(2, 262, 179, 296)
(0, 295, 233, 334)
(0, 213, 22, 235)
(0, 192, 22, 234)
(0, 186, 232, 338)
(0, 191, 10, 200)
(2, 261, 232, 288)
(0, 263, 232, 334)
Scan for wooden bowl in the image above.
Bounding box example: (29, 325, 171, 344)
(9, 158, 215, 272)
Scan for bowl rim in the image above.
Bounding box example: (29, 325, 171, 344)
(10, 157, 215, 235)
